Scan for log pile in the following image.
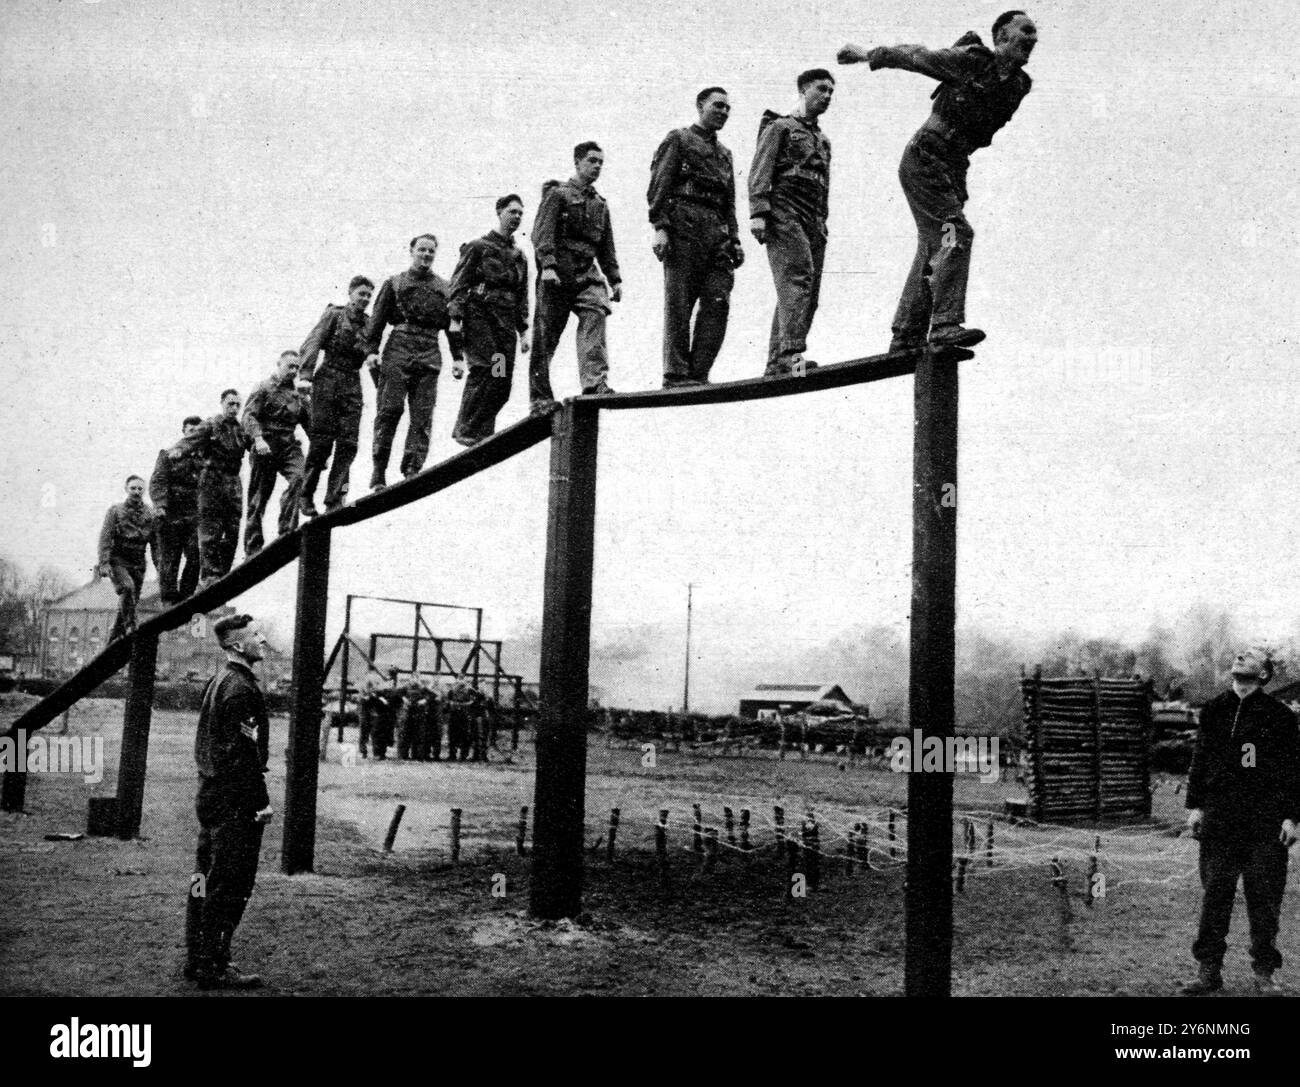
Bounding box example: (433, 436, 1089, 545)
(1021, 668, 1152, 824)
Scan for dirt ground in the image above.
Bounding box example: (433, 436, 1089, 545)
(2, 692, 1296, 997)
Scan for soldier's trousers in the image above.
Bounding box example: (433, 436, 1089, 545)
(424, 710, 442, 760)
(245, 439, 304, 554)
(892, 132, 973, 340)
(155, 517, 200, 604)
(302, 367, 362, 510)
(453, 306, 517, 442)
(764, 207, 826, 367)
(185, 788, 265, 973)
(197, 470, 242, 582)
(371, 711, 395, 759)
(1193, 829, 1288, 974)
(358, 708, 373, 757)
(396, 703, 419, 760)
(663, 207, 734, 381)
(530, 276, 611, 402)
(108, 561, 144, 642)
(373, 362, 438, 481)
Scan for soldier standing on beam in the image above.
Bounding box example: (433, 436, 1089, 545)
(363, 234, 464, 491)
(529, 141, 621, 410)
(149, 415, 203, 605)
(648, 87, 744, 389)
(297, 275, 375, 516)
(174, 388, 253, 589)
(749, 69, 834, 378)
(448, 194, 531, 446)
(837, 11, 1037, 354)
(242, 350, 310, 557)
(97, 474, 157, 642)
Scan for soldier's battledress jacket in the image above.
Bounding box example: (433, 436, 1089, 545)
(531, 180, 621, 288)
(149, 444, 203, 521)
(448, 231, 531, 336)
(194, 660, 271, 816)
(748, 112, 831, 228)
(298, 303, 371, 378)
(647, 123, 739, 241)
(242, 376, 310, 446)
(364, 268, 455, 371)
(179, 415, 253, 475)
(868, 34, 1032, 158)
(98, 498, 155, 569)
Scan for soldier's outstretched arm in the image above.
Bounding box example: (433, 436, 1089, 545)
(842, 42, 984, 82)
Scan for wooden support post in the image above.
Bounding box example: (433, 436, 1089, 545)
(905, 347, 958, 998)
(450, 807, 462, 864)
(383, 803, 406, 852)
(655, 808, 670, 884)
(529, 402, 599, 921)
(740, 807, 751, 859)
(724, 806, 735, 848)
(606, 807, 620, 863)
(113, 632, 159, 840)
(282, 523, 331, 875)
(511, 676, 522, 751)
(692, 803, 703, 856)
(339, 595, 352, 728)
(515, 805, 529, 855)
(986, 821, 995, 868)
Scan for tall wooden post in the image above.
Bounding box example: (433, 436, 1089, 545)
(282, 524, 331, 875)
(529, 402, 599, 920)
(905, 347, 958, 997)
(338, 594, 352, 720)
(113, 632, 159, 839)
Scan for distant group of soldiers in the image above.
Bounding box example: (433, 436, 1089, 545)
(96, 15, 1037, 642)
(357, 675, 499, 763)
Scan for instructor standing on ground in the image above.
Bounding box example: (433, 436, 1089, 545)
(1183, 647, 1300, 995)
(838, 11, 1036, 355)
(185, 613, 274, 991)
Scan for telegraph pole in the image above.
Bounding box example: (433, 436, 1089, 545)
(682, 582, 694, 714)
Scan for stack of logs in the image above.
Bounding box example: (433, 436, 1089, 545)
(1021, 668, 1152, 823)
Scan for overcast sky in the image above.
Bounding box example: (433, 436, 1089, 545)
(1, 0, 1296, 710)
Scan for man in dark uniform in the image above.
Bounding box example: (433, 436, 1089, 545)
(648, 87, 744, 388)
(174, 388, 253, 587)
(837, 11, 1037, 353)
(368, 671, 402, 760)
(422, 682, 442, 762)
(97, 475, 157, 642)
(530, 142, 621, 410)
(298, 276, 374, 516)
(358, 678, 380, 759)
(449, 195, 531, 446)
(364, 235, 464, 490)
(1183, 647, 1300, 995)
(749, 69, 834, 378)
(445, 685, 471, 763)
(396, 680, 425, 761)
(184, 613, 273, 990)
(149, 415, 203, 604)
(242, 350, 310, 557)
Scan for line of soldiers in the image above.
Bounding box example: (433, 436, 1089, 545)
(96, 16, 1036, 640)
(357, 674, 498, 763)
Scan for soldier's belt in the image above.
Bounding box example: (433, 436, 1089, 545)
(393, 322, 441, 335)
(674, 193, 727, 213)
(779, 168, 828, 186)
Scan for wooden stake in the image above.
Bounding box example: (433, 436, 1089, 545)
(383, 803, 406, 852)
(692, 803, 703, 856)
(985, 820, 994, 868)
(724, 806, 736, 848)
(740, 807, 751, 861)
(606, 807, 620, 863)
(655, 808, 669, 883)
(516, 805, 529, 855)
(450, 807, 462, 864)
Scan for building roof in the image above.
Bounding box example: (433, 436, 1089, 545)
(740, 683, 853, 705)
(48, 578, 163, 613)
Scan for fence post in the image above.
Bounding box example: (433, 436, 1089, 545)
(383, 804, 406, 852)
(606, 807, 620, 863)
(740, 807, 751, 863)
(450, 807, 462, 864)
(516, 805, 529, 855)
(282, 523, 331, 874)
(529, 402, 599, 921)
(724, 806, 735, 848)
(113, 632, 159, 839)
(692, 803, 703, 857)
(655, 808, 670, 883)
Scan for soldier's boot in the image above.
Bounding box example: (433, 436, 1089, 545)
(1181, 963, 1223, 995)
(928, 324, 985, 350)
(582, 382, 616, 396)
(764, 354, 819, 378)
(196, 964, 264, 990)
(1253, 971, 1284, 995)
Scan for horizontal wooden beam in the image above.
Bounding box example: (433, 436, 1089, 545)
(581, 350, 919, 411)
(325, 407, 557, 528)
